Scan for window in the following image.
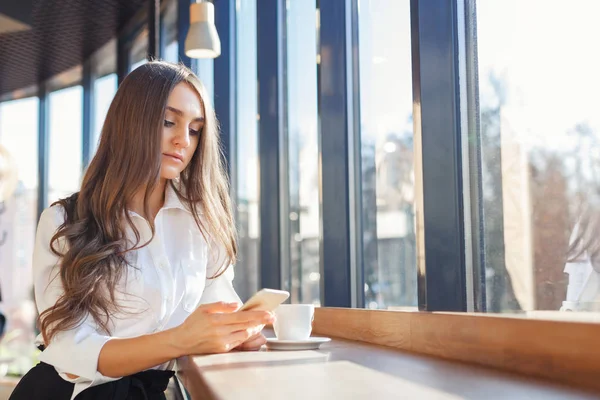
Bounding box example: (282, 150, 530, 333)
(286, 0, 320, 305)
(164, 41, 179, 64)
(92, 73, 117, 155)
(473, 1, 600, 313)
(0, 97, 38, 303)
(358, 0, 415, 309)
(48, 86, 83, 205)
(196, 60, 214, 103)
(0, 97, 39, 374)
(234, 0, 259, 302)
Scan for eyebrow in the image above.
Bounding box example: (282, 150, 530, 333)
(166, 106, 205, 122)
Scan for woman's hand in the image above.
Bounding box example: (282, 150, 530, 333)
(235, 331, 267, 351)
(97, 302, 272, 377)
(175, 302, 273, 356)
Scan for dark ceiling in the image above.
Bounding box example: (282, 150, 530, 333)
(0, 0, 147, 98)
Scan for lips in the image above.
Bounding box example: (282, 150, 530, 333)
(163, 153, 184, 162)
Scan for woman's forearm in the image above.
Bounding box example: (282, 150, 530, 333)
(97, 326, 185, 378)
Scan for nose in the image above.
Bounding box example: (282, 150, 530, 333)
(173, 126, 191, 148)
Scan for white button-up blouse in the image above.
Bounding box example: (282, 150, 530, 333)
(32, 184, 241, 399)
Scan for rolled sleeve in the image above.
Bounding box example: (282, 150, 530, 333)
(39, 323, 112, 381)
(33, 206, 119, 398)
(200, 239, 241, 304)
(201, 266, 240, 304)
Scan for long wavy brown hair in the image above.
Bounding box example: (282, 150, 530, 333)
(39, 61, 237, 343)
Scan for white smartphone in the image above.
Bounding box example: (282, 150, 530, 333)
(238, 288, 290, 312)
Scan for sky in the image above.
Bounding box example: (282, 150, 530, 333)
(477, 0, 600, 152)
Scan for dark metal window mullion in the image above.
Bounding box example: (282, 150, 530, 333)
(257, 0, 287, 291)
(177, 0, 193, 68)
(410, 0, 467, 312)
(148, 0, 160, 60)
(117, 36, 130, 86)
(318, 0, 360, 307)
(214, 0, 237, 191)
(462, 0, 487, 312)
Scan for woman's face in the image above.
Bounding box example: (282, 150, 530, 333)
(160, 82, 204, 180)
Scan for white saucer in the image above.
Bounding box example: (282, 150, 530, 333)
(265, 337, 331, 351)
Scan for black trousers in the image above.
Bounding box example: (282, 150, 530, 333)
(9, 362, 175, 400)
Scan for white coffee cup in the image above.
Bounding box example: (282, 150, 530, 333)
(273, 304, 315, 340)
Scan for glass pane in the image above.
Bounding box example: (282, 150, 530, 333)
(165, 41, 179, 63)
(162, 0, 179, 63)
(358, 0, 416, 309)
(196, 59, 214, 102)
(48, 86, 83, 205)
(286, 0, 320, 305)
(234, 0, 259, 302)
(92, 73, 117, 156)
(475, 1, 600, 313)
(0, 97, 39, 374)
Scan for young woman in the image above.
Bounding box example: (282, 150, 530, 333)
(10, 61, 273, 399)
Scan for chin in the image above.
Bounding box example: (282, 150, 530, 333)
(160, 167, 182, 181)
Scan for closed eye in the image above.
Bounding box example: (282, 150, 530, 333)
(189, 128, 201, 136)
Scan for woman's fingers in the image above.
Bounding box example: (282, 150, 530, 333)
(213, 310, 274, 325)
(196, 302, 240, 313)
(237, 332, 267, 351)
(218, 321, 264, 336)
(225, 330, 255, 350)
(214, 321, 267, 350)
(182, 303, 273, 354)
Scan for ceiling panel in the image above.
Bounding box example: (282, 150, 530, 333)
(0, 0, 146, 97)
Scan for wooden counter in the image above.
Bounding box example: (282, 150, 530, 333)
(176, 332, 599, 400)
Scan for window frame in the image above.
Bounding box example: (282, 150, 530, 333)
(213, 0, 471, 311)
(256, 0, 286, 292)
(411, 0, 468, 311)
(318, 0, 362, 307)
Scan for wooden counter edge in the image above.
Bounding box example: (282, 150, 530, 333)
(312, 307, 600, 393)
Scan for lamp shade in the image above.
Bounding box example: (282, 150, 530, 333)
(185, 2, 221, 59)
